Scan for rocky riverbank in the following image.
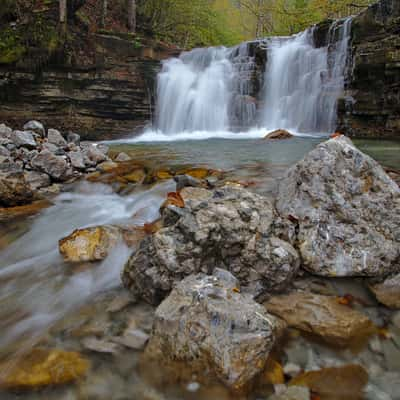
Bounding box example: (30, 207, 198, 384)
(0, 134, 399, 399)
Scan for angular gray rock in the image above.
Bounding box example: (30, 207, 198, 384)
(114, 152, 131, 162)
(68, 151, 85, 170)
(10, 131, 37, 149)
(66, 132, 80, 145)
(123, 185, 299, 305)
(0, 145, 10, 157)
(31, 150, 69, 181)
(24, 170, 51, 191)
(276, 136, 400, 278)
(23, 120, 45, 137)
(0, 164, 34, 206)
(148, 269, 282, 389)
(0, 124, 12, 138)
(82, 144, 108, 166)
(47, 129, 67, 147)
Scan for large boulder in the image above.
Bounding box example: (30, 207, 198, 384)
(31, 150, 69, 181)
(0, 164, 34, 207)
(123, 185, 300, 305)
(276, 136, 400, 278)
(147, 269, 283, 389)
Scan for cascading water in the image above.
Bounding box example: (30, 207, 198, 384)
(156, 47, 234, 133)
(145, 17, 353, 141)
(263, 17, 353, 133)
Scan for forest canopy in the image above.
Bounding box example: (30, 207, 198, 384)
(139, 0, 376, 47)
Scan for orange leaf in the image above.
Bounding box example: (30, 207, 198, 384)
(330, 132, 343, 139)
(336, 294, 354, 306)
(166, 192, 185, 208)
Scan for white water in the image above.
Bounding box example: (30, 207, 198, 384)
(137, 18, 352, 142)
(0, 180, 175, 353)
(263, 17, 352, 132)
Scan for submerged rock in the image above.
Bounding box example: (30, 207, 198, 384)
(265, 291, 374, 346)
(114, 152, 131, 162)
(369, 273, 400, 309)
(289, 364, 368, 400)
(59, 225, 123, 263)
(123, 185, 300, 305)
(276, 136, 400, 278)
(264, 129, 293, 140)
(147, 269, 282, 389)
(0, 349, 89, 389)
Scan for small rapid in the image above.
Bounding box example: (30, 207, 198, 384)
(0, 180, 175, 356)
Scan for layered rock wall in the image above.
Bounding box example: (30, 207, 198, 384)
(0, 35, 176, 140)
(337, 0, 400, 137)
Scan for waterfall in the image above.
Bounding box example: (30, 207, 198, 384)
(150, 17, 353, 139)
(156, 47, 234, 134)
(263, 17, 353, 133)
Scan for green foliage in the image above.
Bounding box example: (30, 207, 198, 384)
(139, 0, 243, 48)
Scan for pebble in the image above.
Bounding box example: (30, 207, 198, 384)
(186, 382, 200, 392)
(82, 337, 121, 354)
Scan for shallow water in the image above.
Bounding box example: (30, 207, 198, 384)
(0, 136, 399, 399)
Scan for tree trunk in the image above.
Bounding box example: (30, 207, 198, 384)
(127, 0, 136, 33)
(100, 0, 108, 29)
(59, 0, 67, 23)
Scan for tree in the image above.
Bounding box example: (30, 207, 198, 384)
(59, 0, 67, 24)
(127, 0, 136, 33)
(100, 0, 107, 29)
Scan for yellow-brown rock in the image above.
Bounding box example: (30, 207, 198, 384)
(264, 129, 293, 140)
(59, 225, 122, 263)
(289, 364, 368, 400)
(155, 170, 174, 180)
(0, 349, 89, 389)
(265, 292, 374, 346)
(123, 168, 146, 183)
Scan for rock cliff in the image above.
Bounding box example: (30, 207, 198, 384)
(0, 0, 178, 140)
(337, 0, 400, 137)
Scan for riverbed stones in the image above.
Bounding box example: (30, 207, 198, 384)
(0, 166, 34, 207)
(47, 128, 67, 147)
(68, 151, 86, 170)
(265, 292, 374, 346)
(0, 123, 12, 138)
(123, 185, 300, 305)
(10, 130, 37, 149)
(59, 225, 123, 263)
(0, 349, 89, 389)
(31, 150, 69, 181)
(276, 136, 400, 278)
(147, 269, 282, 389)
(23, 120, 45, 137)
(23, 170, 51, 191)
(369, 273, 400, 309)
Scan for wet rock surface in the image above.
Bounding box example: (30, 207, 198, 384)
(276, 136, 400, 278)
(59, 225, 124, 263)
(147, 269, 282, 389)
(123, 184, 300, 304)
(0, 165, 34, 207)
(0, 349, 89, 389)
(370, 273, 400, 309)
(265, 291, 374, 346)
(264, 129, 294, 140)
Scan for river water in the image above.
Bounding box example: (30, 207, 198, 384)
(1, 12, 400, 400)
